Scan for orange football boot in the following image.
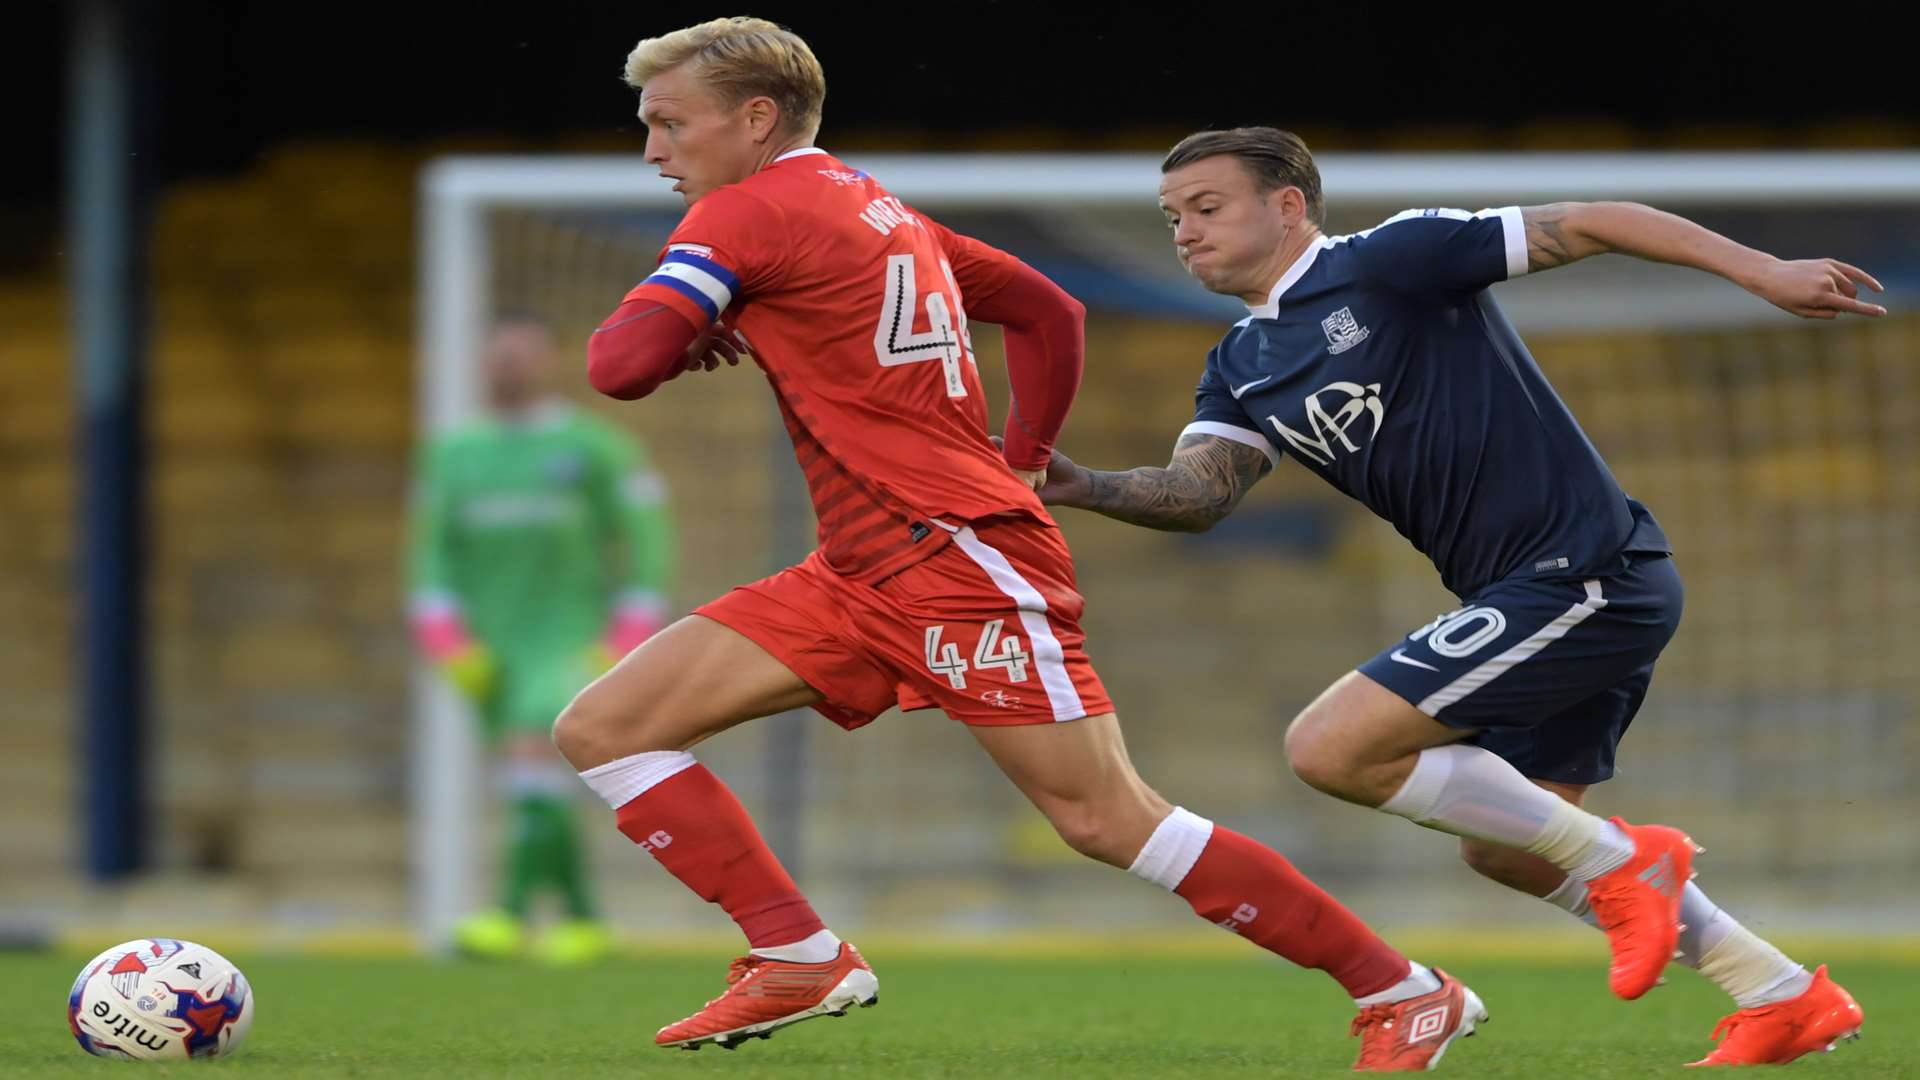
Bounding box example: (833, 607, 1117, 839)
(1687, 965, 1863, 1067)
(1583, 817, 1698, 1000)
(655, 942, 879, 1051)
(1349, 967, 1488, 1072)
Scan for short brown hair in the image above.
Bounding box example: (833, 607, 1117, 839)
(1162, 127, 1324, 226)
(624, 17, 827, 140)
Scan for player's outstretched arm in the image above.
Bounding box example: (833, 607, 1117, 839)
(1034, 432, 1273, 532)
(1520, 202, 1887, 319)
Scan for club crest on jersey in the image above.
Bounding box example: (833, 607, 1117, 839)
(818, 168, 869, 186)
(1320, 306, 1371, 355)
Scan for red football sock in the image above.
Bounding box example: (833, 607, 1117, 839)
(614, 764, 826, 950)
(1175, 826, 1409, 998)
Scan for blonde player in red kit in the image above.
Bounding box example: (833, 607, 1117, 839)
(552, 17, 1483, 1071)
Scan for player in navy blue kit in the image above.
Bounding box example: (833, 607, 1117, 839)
(1032, 128, 1879, 1066)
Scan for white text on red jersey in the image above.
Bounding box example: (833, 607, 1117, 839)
(858, 196, 920, 237)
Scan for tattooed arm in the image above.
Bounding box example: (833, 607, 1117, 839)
(1520, 202, 1884, 318)
(1032, 432, 1274, 532)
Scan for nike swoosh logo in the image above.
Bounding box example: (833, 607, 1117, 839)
(1390, 649, 1439, 672)
(1230, 376, 1272, 399)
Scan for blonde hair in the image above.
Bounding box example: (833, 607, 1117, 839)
(624, 17, 826, 140)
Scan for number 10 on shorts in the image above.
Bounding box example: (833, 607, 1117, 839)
(924, 619, 1032, 690)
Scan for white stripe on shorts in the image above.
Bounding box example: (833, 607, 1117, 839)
(943, 524, 1086, 722)
(1417, 579, 1608, 717)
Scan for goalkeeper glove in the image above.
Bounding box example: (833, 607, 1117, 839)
(591, 593, 669, 672)
(412, 607, 498, 703)
(439, 644, 498, 702)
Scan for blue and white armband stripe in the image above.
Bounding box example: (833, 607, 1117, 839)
(642, 245, 741, 321)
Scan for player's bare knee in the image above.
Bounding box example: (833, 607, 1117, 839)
(553, 681, 664, 767)
(1283, 711, 1351, 796)
(1043, 805, 1131, 867)
(1046, 809, 1108, 862)
(549, 695, 604, 767)
(1046, 792, 1168, 868)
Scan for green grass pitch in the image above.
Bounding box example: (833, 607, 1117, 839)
(5, 940, 1913, 1077)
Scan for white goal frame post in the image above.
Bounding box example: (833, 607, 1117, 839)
(412, 150, 1920, 949)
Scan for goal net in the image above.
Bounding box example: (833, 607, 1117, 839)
(416, 152, 1920, 947)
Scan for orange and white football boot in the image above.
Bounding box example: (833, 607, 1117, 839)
(1349, 967, 1488, 1072)
(655, 942, 878, 1051)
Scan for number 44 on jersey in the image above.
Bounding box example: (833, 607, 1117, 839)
(925, 619, 1031, 689)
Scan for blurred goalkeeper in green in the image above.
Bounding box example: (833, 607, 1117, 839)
(409, 312, 676, 964)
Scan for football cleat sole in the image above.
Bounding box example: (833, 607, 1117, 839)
(1823, 1029, 1863, 1055)
(664, 969, 880, 1051)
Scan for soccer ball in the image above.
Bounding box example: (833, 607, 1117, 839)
(67, 938, 253, 1060)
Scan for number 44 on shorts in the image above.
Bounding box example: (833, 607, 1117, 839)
(924, 619, 1031, 690)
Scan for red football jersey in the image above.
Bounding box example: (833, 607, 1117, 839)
(627, 148, 1049, 583)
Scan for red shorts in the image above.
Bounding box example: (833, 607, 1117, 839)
(697, 515, 1113, 728)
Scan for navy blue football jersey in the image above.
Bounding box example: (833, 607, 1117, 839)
(1186, 207, 1669, 598)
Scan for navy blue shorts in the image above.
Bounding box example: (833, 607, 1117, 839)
(1358, 553, 1683, 785)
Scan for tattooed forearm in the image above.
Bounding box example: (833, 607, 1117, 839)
(1078, 434, 1272, 532)
(1520, 200, 1612, 272)
(1523, 203, 1582, 272)
(1082, 466, 1220, 531)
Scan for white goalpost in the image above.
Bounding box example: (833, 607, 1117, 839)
(414, 151, 1920, 949)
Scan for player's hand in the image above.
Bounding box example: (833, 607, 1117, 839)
(679, 325, 748, 375)
(992, 437, 1092, 507)
(1744, 257, 1886, 320)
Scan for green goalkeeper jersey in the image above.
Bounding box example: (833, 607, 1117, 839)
(409, 402, 674, 662)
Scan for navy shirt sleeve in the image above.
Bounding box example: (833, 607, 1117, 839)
(1178, 349, 1282, 467)
(1349, 207, 1530, 296)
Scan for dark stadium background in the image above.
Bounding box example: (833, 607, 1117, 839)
(6, 1, 1915, 259)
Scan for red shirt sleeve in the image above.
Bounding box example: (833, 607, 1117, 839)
(917, 211, 1085, 470)
(919, 211, 1022, 303)
(593, 185, 787, 400)
(586, 299, 702, 400)
(624, 186, 789, 332)
(966, 262, 1087, 470)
